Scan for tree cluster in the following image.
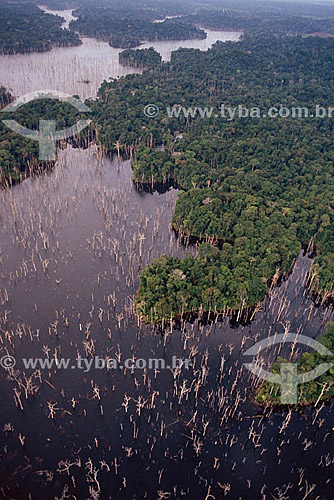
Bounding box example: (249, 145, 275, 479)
(0, 1, 81, 54)
(119, 48, 162, 69)
(70, 10, 205, 48)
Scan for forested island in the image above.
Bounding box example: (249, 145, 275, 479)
(71, 0, 192, 21)
(0, 1, 81, 54)
(0, 89, 83, 185)
(119, 48, 162, 68)
(70, 11, 206, 48)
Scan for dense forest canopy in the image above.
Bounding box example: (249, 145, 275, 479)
(61, 0, 334, 47)
(184, 5, 334, 35)
(3, 0, 334, 53)
(2, 1, 334, 408)
(33, 0, 334, 39)
(2, 29, 334, 318)
(71, 0, 195, 20)
(0, 1, 81, 54)
(88, 33, 334, 323)
(2, 1, 334, 327)
(70, 11, 206, 49)
(16, 0, 334, 21)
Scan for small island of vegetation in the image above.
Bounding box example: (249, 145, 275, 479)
(70, 9, 206, 48)
(0, 88, 83, 185)
(119, 47, 162, 69)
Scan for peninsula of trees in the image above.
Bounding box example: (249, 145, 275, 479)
(0, 1, 81, 54)
(0, 90, 82, 185)
(70, 11, 206, 48)
(119, 48, 162, 68)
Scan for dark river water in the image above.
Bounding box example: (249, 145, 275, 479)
(0, 11, 334, 500)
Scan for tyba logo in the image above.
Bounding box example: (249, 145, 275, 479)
(243, 333, 333, 404)
(1, 90, 91, 161)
